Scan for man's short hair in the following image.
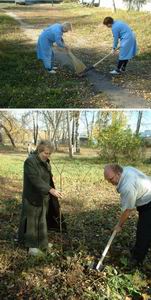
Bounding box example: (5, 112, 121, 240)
(110, 164, 123, 174)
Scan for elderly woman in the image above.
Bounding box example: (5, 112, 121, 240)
(103, 17, 137, 75)
(37, 22, 72, 74)
(18, 140, 66, 256)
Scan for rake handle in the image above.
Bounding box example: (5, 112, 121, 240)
(93, 51, 113, 68)
(96, 229, 117, 270)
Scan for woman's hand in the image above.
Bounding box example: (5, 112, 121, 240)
(49, 188, 62, 198)
(114, 223, 122, 233)
(111, 49, 117, 55)
(64, 45, 69, 51)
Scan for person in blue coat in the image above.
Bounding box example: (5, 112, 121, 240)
(37, 22, 72, 74)
(103, 17, 137, 75)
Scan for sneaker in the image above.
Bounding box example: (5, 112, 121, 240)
(48, 70, 56, 74)
(28, 248, 44, 256)
(53, 67, 58, 70)
(110, 69, 121, 75)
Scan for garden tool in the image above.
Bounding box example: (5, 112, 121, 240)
(54, 46, 86, 74)
(67, 49, 86, 74)
(89, 228, 117, 271)
(78, 51, 113, 76)
(78, 48, 120, 76)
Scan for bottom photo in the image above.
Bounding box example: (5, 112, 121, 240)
(0, 109, 151, 300)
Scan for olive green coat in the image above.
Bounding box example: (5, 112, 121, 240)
(18, 152, 55, 249)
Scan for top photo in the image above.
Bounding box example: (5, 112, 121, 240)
(0, 0, 151, 109)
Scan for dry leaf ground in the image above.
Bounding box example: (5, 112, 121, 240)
(0, 149, 151, 299)
(0, 3, 151, 108)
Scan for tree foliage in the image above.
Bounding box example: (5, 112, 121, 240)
(94, 122, 143, 162)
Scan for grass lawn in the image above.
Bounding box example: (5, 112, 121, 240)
(0, 150, 151, 299)
(0, 3, 151, 108)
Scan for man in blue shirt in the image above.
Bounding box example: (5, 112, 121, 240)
(37, 22, 72, 74)
(103, 17, 137, 75)
(104, 164, 151, 267)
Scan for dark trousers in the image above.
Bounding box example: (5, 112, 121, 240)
(117, 60, 129, 71)
(132, 201, 151, 263)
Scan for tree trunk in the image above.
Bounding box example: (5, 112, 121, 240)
(67, 112, 73, 158)
(90, 111, 95, 138)
(0, 124, 16, 147)
(0, 131, 3, 144)
(71, 114, 75, 148)
(84, 111, 90, 139)
(32, 112, 39, 146)
(128, 0, 133, 11)
(75, 112, 80, 154)
(112, 0, 117, 12)
(136, 111, 143, 135)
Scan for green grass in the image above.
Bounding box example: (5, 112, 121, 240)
(0, 150, 151, 299)
(0, 3, 151, 107)
(0, 10, 93, 108)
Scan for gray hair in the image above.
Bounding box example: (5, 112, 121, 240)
(104, 164, 123, 174)
(36, 140, 54, 153)
(62, 22, 72, 32)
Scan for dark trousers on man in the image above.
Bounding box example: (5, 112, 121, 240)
(132, 201, 151, 263)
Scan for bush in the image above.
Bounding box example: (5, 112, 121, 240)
(97, 123, 143, 162)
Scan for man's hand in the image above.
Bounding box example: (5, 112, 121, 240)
(49, 188, 62, 198)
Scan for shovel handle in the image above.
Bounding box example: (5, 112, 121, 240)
(96, 229, 117, 270)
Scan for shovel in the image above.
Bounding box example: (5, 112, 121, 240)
(89, 228, 117, 271)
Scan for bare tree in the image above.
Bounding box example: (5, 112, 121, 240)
(123, 0, 146, 11)
(22, 111, 40, 146)
(0, 112, 16, 147)
(42, 111, 63, 150)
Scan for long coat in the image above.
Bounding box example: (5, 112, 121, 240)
(18, 152, 66, 249)
(112, 20, 137, 60)
(37, 23, 65, 69)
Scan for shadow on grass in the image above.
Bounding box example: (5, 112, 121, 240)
(0, 37, 95, 108)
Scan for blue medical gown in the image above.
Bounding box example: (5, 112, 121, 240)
(112, 20, 137, 60)
(37, 23, 65, 69)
